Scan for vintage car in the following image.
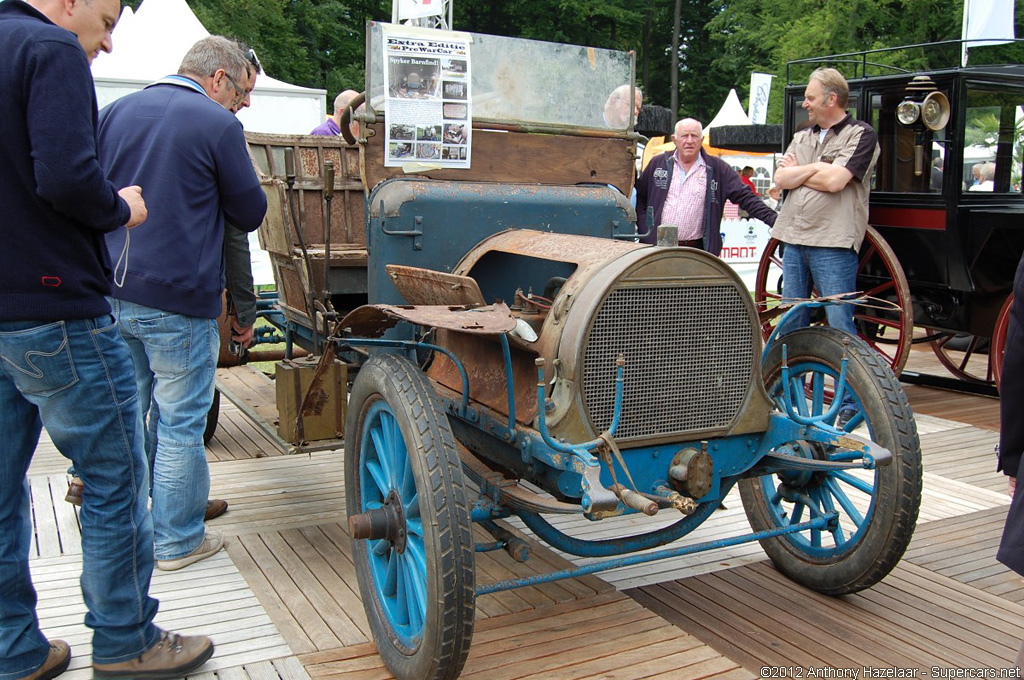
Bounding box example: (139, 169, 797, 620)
(242, 25, 923, 680)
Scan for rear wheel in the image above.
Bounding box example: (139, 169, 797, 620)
(755, 226, 912, 376)
(346, 354, 474, 680)
(929, 332, 994, 385)
(994, 293, 1014, 392)
(740, 327, 922, 594)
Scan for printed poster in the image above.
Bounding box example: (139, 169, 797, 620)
(383, 28, 471, 168)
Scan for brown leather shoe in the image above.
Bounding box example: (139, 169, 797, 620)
(64, 478, 82, 507)
(93, 630, 213, 679)
(204, 499, 228, 521)
(17, 640, 70, 680)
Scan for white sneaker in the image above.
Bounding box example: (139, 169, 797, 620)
(156, 530, 224, 571)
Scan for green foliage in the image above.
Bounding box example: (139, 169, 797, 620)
(709, 0, 1024, 125)
(118, 0, 1024, 125)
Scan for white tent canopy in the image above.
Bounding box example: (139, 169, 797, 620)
(707, 88, 751, 130)
(91, 0, 326, 135)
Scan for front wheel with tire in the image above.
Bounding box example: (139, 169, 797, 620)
(345, 354, 475, 680)
(740, 327, 922, 594)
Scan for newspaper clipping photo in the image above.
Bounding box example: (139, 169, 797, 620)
(383, 28, 471, 168)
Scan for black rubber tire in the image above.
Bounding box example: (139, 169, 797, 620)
(203, 388, 220, 445)
(345, 354, 475, 680)
(739, 327, 922, 595)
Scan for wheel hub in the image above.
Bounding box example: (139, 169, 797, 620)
(348, 489, 408, 553)
(775, 441, 817, 488)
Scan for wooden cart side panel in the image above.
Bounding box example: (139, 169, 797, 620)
(361, 122, 636, 195)
(246, 133, 366, 254)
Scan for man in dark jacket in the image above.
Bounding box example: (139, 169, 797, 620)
(0, 1, 213, 678)
(636, 118, 777, 254)
(997, 252, 1024, 665)
(98, 36, 267, 573)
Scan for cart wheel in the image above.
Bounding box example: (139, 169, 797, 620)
(993, 293, 1014, 392)
(203, 389, 220, 445)
(345, 354, 474, 680)
(739, 327, 922, 595)
(754, 226, 913, 376)
(929, 332, 994, 385)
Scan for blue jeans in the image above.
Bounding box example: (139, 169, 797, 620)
(0, 316, 159, 678)
(779, 243, 859, 337)
(110, 300, 218, 561)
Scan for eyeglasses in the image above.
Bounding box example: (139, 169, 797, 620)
(223, 72, 245, 96)
(222, 72, 250, 108)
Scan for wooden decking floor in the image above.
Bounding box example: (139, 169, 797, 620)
(24, 361, 1015, 678)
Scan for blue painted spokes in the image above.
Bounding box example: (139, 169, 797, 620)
(361, 401, 427, 647)
(764, 360, 877, 558)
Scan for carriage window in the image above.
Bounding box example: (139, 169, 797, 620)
(962, 87, 1024, 193)
(869, 91, 949, 194)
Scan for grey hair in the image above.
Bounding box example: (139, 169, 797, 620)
(606, 84, 642, 107)
(674, 117, 703, 137)
(178, 36, 250, 82)
(809, 67, 850, 108)
(603, 84, 643, 127)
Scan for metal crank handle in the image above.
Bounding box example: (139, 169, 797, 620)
(610, 484, 658, 516)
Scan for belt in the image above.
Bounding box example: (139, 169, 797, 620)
(677, 238, 702, 248)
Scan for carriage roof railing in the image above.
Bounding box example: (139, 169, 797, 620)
(786, 38, 1024, 85)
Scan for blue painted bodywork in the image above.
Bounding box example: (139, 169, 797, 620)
(338, 180, 885, 595)
(366, 179, 636, 311)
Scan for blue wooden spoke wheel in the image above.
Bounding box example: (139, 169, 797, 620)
(740, 327, 922, 594)
(345, 354, 474, 680)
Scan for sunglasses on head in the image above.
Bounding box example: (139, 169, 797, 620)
(246, 48, 262, 75)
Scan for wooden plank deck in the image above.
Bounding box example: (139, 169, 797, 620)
(630, 559, 1022, 672)
(22, 360, 1016, 678)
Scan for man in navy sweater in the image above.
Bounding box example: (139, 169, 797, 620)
(0, 1, 214, 678)
(636, 118, 777, 254)
(97, 36, 267, 573)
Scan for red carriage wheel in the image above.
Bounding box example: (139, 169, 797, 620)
(929, 332, 995, 385)
(755, 225, 913, 376)
(992, 293, 1014, 392)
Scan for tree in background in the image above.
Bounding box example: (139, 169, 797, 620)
(119, 1, 1024, 126)
(121, 0, 378, 107)
(708, 0, 1024, 124)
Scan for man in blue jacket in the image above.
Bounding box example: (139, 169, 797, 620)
(0, 0, 214, 678)
(636, 118, 777, 254)
(98, 36, 267, 573)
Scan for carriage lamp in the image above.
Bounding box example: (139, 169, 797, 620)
(896, 99, 921, 126)
(920, 93, 950, 131)
(897, 76, 950, 176)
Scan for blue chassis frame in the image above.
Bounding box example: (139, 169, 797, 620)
(341, 299, 891, 597)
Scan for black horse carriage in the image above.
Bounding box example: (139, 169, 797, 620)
(736, 43, 1024, 389)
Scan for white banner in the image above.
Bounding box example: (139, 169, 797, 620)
(748, 72, 774, 125)
(962, 0, 1015, 65)
(397, 0, 444, 21)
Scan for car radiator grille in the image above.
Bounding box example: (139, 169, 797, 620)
(582, 285, 754, 441)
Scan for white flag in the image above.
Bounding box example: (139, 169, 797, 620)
(748, 73, 774, 125)
(397, 0, 443, 21)
(962, 0, 1015, 65)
